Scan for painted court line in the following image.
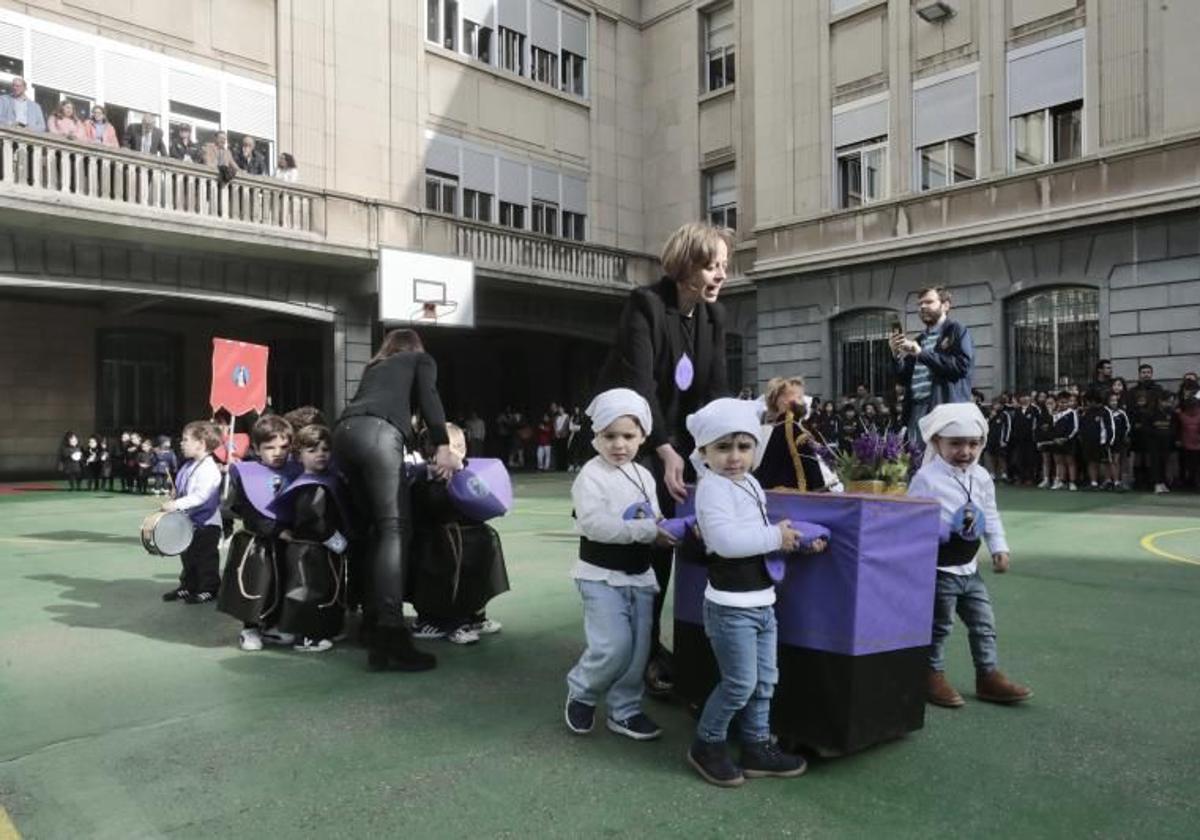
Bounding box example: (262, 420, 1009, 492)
(1140, 527, 1200, 567)
(0, 806, 21, 840)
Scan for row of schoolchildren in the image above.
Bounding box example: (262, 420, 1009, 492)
(58, 431, 177, 494)
(982, 382, 1197, 494)
(564, 388, 1028, 788)
(159, 407, 508, 657)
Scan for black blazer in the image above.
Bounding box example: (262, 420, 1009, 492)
(598, 277, 728, 451)
(123, 124, 167, 156)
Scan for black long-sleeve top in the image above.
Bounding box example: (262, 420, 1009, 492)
(338, 351, 449, 447)
(597, 278, 728, 452)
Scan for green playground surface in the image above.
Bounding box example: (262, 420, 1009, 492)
(1, 477, 1198, 839)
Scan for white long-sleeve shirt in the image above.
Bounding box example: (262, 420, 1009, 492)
(569, 456, 661, 589)
(694, 470, 782, 607)
(907, 457, 1008, 575)
(172, 455, 222, 527)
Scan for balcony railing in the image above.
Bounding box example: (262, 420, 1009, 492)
(0, 127, 316, 234)
(453, 218, 632, 288)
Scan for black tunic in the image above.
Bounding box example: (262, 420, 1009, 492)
(217, 470, 285, 626)
(276, 484, 346, 640)
(754, 420, 836, 492)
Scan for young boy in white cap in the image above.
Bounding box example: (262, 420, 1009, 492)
(686, 397, 818, 788)
(565, 388, 676, 740)
(908, 402, 1033, 708)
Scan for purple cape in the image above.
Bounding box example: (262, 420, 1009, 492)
(232, 460, 302, 519)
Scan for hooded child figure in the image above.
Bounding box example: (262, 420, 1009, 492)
(161, 422, 224, 604)
(59, 432, 83, 490)
(271, 424, 349, 652)
(564, 388, 673, 742)
(907, 403, 1032, 709)
(217, 414, 301, 651)
(685, 397, 826, 789)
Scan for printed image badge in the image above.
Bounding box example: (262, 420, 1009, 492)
(950, 500, 985, 541)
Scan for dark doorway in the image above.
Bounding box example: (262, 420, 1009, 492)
(96, 329, 182, 436)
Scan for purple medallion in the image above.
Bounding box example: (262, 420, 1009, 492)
(674, 354, 694, 391)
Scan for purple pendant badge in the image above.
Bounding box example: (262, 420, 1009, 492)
(674, 353, 694, 392)
(765, 554, 787, 583)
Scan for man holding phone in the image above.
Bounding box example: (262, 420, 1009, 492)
(891, 286, 975, 444)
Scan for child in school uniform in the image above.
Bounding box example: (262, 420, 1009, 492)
(59, 432, 83, 491)
(1034, 394, 1058, 488)
(161, 421, 224, 604)
(217, 415, 301, 651)
(1051, 391, 1080, 491)
(99, 437, 114, 491)
(564, 389, 671, 741)
(84, 436, 102, 491)
(1008, 394, 1039, 485)
(152, 437, 178, 495)
(136, 439, 155, 494)
(1105, 392, 1131, 492)
(908, 402, 1032, 709)
(1078, 388, 1110, 490)
(985, 399, 1010, 481)
(686, 397, 825, 788)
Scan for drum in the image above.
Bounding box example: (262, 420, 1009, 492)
(141, 511, 195, 557)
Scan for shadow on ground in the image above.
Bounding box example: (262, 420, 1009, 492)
(26, 573, 230, 648)
(23, 529, 143, 546)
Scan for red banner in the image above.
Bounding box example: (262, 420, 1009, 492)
(210, 338, 269, 417)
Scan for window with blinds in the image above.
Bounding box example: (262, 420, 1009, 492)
(705, 166, 737, 230)
(704, 5, 735, 93)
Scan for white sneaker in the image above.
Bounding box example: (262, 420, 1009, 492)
(1068, 482, 1078, 491)
(446, 626, 480, 645)
(1051, 480, 1063, 490)
(1037, 478, 1049, 489)
(470, 618, 503, 635)
(1155, 483, 1169, 494)
(261, 627, 295, 646)
(293, 637, 333, 653)
(411, 622, 447, 640)
(238, 628, 263, 651)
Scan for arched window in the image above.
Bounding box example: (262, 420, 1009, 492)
(832, 309, 899, 399)
(1006, 287, 1099, 392)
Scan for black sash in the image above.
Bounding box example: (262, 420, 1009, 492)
(579, 537, 653, 575)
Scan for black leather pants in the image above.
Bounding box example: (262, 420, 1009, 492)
(333, 415, 412, 628)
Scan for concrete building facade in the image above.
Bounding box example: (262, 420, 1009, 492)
(1, 0, 1198, 475)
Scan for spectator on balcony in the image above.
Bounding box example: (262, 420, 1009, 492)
(123, 113, 166, 156)
(169, 124, 200, 163)
(83, 106, 119, 147)
(275, 152, 298, 182)
(0, 77, 46, 132)
(234, 136, 267, 176)
(204, 131, 241, 185)
(47, 100, 84, 141)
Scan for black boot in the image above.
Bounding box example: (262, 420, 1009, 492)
(741, 739, 807, 778)
(367, 625, 437, 672)
(687, 739, 744, 788)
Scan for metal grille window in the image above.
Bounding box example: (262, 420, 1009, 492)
(425, 170, 458, 215)
(832, 309, 900, 398)
(499, 200, 525, 229)
(499, 27, 525, 74)
(1006, 287, 1099, 392)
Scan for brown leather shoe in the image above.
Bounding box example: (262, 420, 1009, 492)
(927, 670, 965, 708)
(975, 669, 1032, 704)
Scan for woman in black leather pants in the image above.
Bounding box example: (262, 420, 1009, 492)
(333, 329, 458, 671)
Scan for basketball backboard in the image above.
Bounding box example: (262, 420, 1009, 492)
(378, 248, 475, 328)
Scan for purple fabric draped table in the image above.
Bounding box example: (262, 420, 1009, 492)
(672, 489, 941, 756)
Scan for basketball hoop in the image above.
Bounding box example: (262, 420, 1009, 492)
(413, 299, 459, 324)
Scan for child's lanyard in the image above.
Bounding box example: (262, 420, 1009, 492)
(616, 464, 652, 508)
(732, 478, 770, 527)
(949, 470, 974, 505)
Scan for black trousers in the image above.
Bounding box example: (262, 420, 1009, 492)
(180, 524, 221, 594)
(333, 415, 412, 628)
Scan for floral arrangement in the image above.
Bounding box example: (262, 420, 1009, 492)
(824, 430, 916, 488)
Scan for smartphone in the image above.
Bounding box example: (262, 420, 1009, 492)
(890, 319, 903, 336)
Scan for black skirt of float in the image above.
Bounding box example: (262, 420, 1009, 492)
(217, 531, 279, 625)
(674, 618, 927, 757)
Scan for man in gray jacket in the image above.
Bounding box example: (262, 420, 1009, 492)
(0, 77, 47, 132)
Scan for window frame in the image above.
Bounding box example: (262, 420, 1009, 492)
(498, 26, 526, 75)
(462, 187, 493, 223)
(561, 209, 586, 241)
(424, 169, 459, 216)
(499, 200, 526, 229)
(561, 49, 586, 97)
(1010, 99, 1083, 171)
(531, 198, 559, 236)
(464, 19, 493, 64)
(703, 5, 736, 93)
(705, 166, 738, 231)
(836, 138, 888, 209)
(916, 134, 977, 191)
(531, 45, 558, 88)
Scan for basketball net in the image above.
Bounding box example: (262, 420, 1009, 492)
(413, 299, 458, 325)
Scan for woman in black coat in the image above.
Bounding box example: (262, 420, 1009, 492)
(333, 329, 459, 671)
(597, 221, 733, 695)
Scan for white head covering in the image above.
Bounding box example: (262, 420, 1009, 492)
(586, 388, 653, 437)
(918, 402, 988, 465)
(686, 397, 765, 473)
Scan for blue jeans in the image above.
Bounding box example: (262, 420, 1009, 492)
(566, 581, 654, 720)
(696, 601, 778, 744)
(929, 570, 998, 675)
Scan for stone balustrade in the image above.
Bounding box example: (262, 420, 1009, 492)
(0, 127, 316, 234)
(453, 217, 633, 288)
